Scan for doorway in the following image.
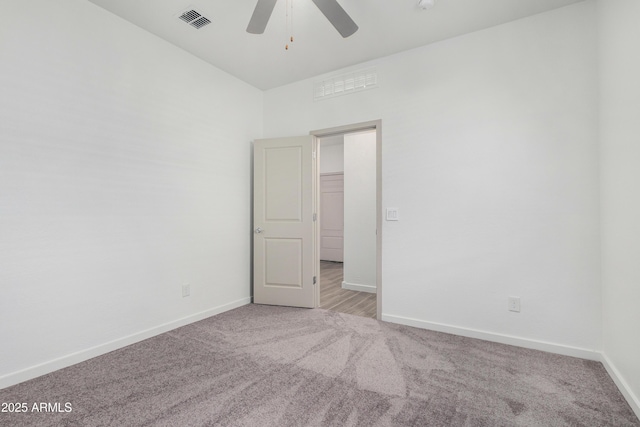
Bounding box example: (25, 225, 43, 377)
(251, 121, 382, 319)
(312, 122, 381, 319)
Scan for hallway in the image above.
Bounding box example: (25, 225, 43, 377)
(319, 261, 376, 319)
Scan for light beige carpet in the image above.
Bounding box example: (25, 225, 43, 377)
(1, 304, 638, 426)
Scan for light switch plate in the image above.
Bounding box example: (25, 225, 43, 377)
(386, 208, 399, 221)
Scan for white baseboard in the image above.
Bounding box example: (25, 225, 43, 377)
(381, 313, 600, 361)
(0, 297, 251, 390)
(341, 281, 376, 294)
(600, 353, 640, 420)
(383, 314, 640, 419)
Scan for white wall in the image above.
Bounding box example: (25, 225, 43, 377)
(0, 0, 262, 387)
(319, 138, 344, 174)
(343, 131, 377, 292)
(598, 0, 640, 415)
(264, 2, 601, 356)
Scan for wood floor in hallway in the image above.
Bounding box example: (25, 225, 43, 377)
(319, 261, 376, 319)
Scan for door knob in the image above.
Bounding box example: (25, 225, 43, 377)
(255, 227, 263, 234)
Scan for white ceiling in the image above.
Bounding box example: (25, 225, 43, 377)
(87, 0, 584, 90)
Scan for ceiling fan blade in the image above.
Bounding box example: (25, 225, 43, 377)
(246, 0, 278, 34)
(311, 0, 358, 38)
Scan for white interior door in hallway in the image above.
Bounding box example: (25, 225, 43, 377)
(320, 173, 344, 262)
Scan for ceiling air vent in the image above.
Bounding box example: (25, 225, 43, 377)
(177, 8, 211, 29)
(314, 68, 378, 101)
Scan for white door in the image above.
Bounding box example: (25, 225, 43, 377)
(320, 173, 344, 262)
(253, 136, 316, 308)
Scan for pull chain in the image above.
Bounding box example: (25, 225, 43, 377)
(290, 0, 294, 44)
(285, 0, 294, 50)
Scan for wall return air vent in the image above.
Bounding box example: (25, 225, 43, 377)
(314, 68, 378, 101)
(177, 8, 211, 29)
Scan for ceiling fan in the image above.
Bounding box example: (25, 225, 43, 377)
(246, 0, 358, 38)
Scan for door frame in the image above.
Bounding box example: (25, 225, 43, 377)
(311, 120, 382, 320)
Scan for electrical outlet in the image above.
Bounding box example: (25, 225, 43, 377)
(182, 284, 190, 298)
(508, 296, 521, 312)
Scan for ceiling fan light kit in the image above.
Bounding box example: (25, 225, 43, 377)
(418, 0, 437, 10)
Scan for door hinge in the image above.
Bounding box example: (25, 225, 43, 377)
(313, 276, 317, 285)
(313, 213, 317, 222)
